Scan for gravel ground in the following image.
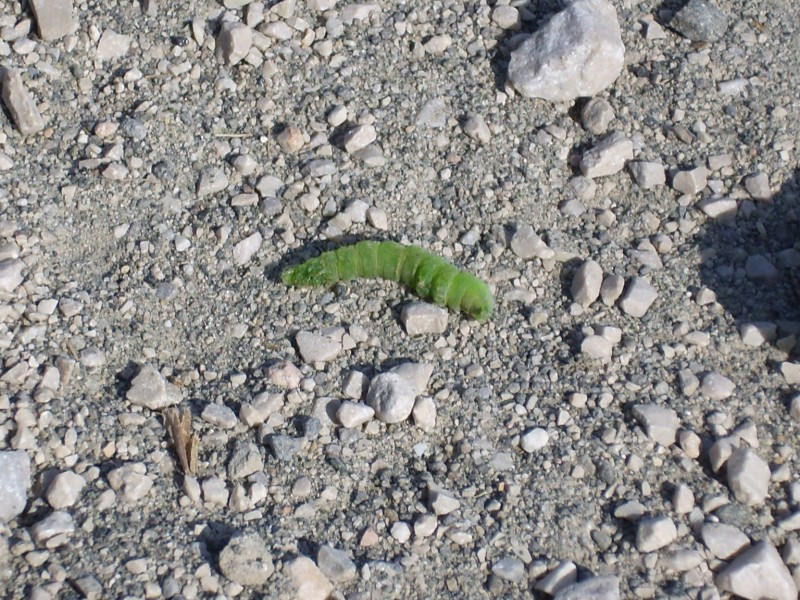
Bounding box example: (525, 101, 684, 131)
(1, 0, 799, 598)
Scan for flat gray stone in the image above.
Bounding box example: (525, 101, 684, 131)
(366, 372, 417, 423)
(30, 0, 76, 40)
(126, 364, 183, 410)
(716, 541, 797, 600)
(1, 69, 45, 135)
(670, 0, 728, 42)
(0, 450, 30, 521)
(219, 533, 274, 586)
(317, 545, 357, 583)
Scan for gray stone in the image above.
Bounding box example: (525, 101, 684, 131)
(670, 0, 728, 42)
(126, 364, 183, 410)
(366, 372, 418, 423)
(535, 560, 578, 595)
(508, 0, 624, 102)
(697, 196, 738, 218)
(581, 335, 612, 362)
(580, 132, 633, 178)
(628, 161, 666, 189)
(196, 167, 228, 197)
(1, 69, 45, 135)
(295, 330, 342, 363)
(30, 511, 75, 546)
(521, 428, 549, 452)
(701, 522, 750, 560)
(217, 21, 252, 66)
(30, 0, 76, 40)
(343, 125, 377, 153)
(0, 450, 30, 521)
(727, 447, 770, 506)
(411, 396, 436, 432)
(745, 254, 778, 282)
(96, 29, 131, 61)
(317, 545, 357, 582)
(510, 224, 554, 260)
(636, 515, 677, 552)
(671, 167, 708, 195)
(619, 277, 657, 317)
(45, 471, 86, 510)
(462, 113, 491, 143)
(429, 486, 460, 515)
(492, 557, 525, 582)
(219, 533, 274, 586)
(233, 232, 262, 266)
(581, 97, 615, 135)
(288, 556, 333, 600)
(571, 259, 603, 307)
(632, 404, 680, 446)
(415, 98, 447, 128)
(701, 372, 735, 400)
(554, 576, 620, 600)
(745, 172, 772, 200)
(716, 541, 797, 600)
(0, 258, 25, 292)
(228, 442, 263, 479)
(268, 435, 302, 461)
(740, 321, 777, 346)
(336, 401, 374, 428)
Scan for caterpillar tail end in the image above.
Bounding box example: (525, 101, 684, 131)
(467, 297, 494, 321)
(281, 259, 333, 287)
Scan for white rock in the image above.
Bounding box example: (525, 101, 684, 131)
(462, 113, 491, 143)
(343, 124, 377, 153)
(671, 167, 708, 195)
(0, 258, 26, 292)
(196, 167, 228, 197)
(365, 372, 417, 423)
(97, 29, 131, 61)
(521, 428, 549, 452)
(201, 404, 238, 429)
(619, 277, 657, 317)
(390, 521, 412, 543)
(740, 321, 777, 346)
(701, 522, 750, 560)
(317, 545, 356, 583)
(217, 22, 252, 66)
(632, 404, 680, 446)
(580, 132, 633, 178)
(288, 556, 333, 600)
(423, 34, 452, 55)
(233, 232, 262, 266)
(600, 274, 625, 305)
(0, 450, 30, 521)
(491, 5, 520, 30)
(554, 576, 620, 600)
(628, 161, 666, 189)
(336, 401, 374, 428)
(1, 69, 45, 135)
(31, 511, 75, 546)
(401, 302, 448, 335)
(414, 514, 437, 537)
(126, 364, 183, 410)
(507, 0, 624, 102)
(672, 483, 694, 514)
(791, 394, 800, 423)
(201, 476, 229, 505)
(308, 0, 336, 9)
(46, 471, 86, 510)
(535, 560, 578, 595)
(697, 196, 738, 218)
(412, 396, 436, 432)
(510, 224, 554, 259)
(219, 533, 274, 586)
(429, 486, 460, 515)
(660, 549, 703, 572)
(327, 104, 347, 126)
(340, 3, 380, 24)
(636, 515, 677, 553)
(716, 541, 797, 600)
(581, 335, 612, 361)
(781, 362, 800, 385)
(571, 259, 603, 306)
(727, 447, 771, 506)
(295, 331, 342, 363)
(745, 172, 772, 201)
(30, 0, 76, 40)
(389, 363, 433, 396)
(701, 372, 735, 400)
(416, 98, 447, 128)
(107, 463, 153, 502)
(266, 361, 302, 389)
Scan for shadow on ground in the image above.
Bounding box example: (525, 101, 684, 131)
(693, 169, 800, 343)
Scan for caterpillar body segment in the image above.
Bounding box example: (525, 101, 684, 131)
(281, 241, 493, 320)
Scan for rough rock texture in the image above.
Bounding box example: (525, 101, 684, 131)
(508, 0, 625, 101)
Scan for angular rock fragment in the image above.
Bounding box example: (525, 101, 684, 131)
(618, 277, 657, 317)
(365, 372, 417, 423)
(670, 0, 728, 42)
(571, 259, 603, 307)
(219, 533, 274, 585)
(401, 302, 448, 335)
(508, 0, 625, 101)
(127, 364, 183, 410)
(580, 132, 633, 178)
(632, 404, 680, 446)
(1, 70, 45, 135)
(30, 0, 77, 41)
(727, 447, 770, 506)
(716, 541, 797, 600)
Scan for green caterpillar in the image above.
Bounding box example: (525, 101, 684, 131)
(281, 241, 494, 320)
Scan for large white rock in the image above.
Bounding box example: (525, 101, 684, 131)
(507, 0, 625, 102)
(716, 541, 797, 600)
(727, 447, 771, 506)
